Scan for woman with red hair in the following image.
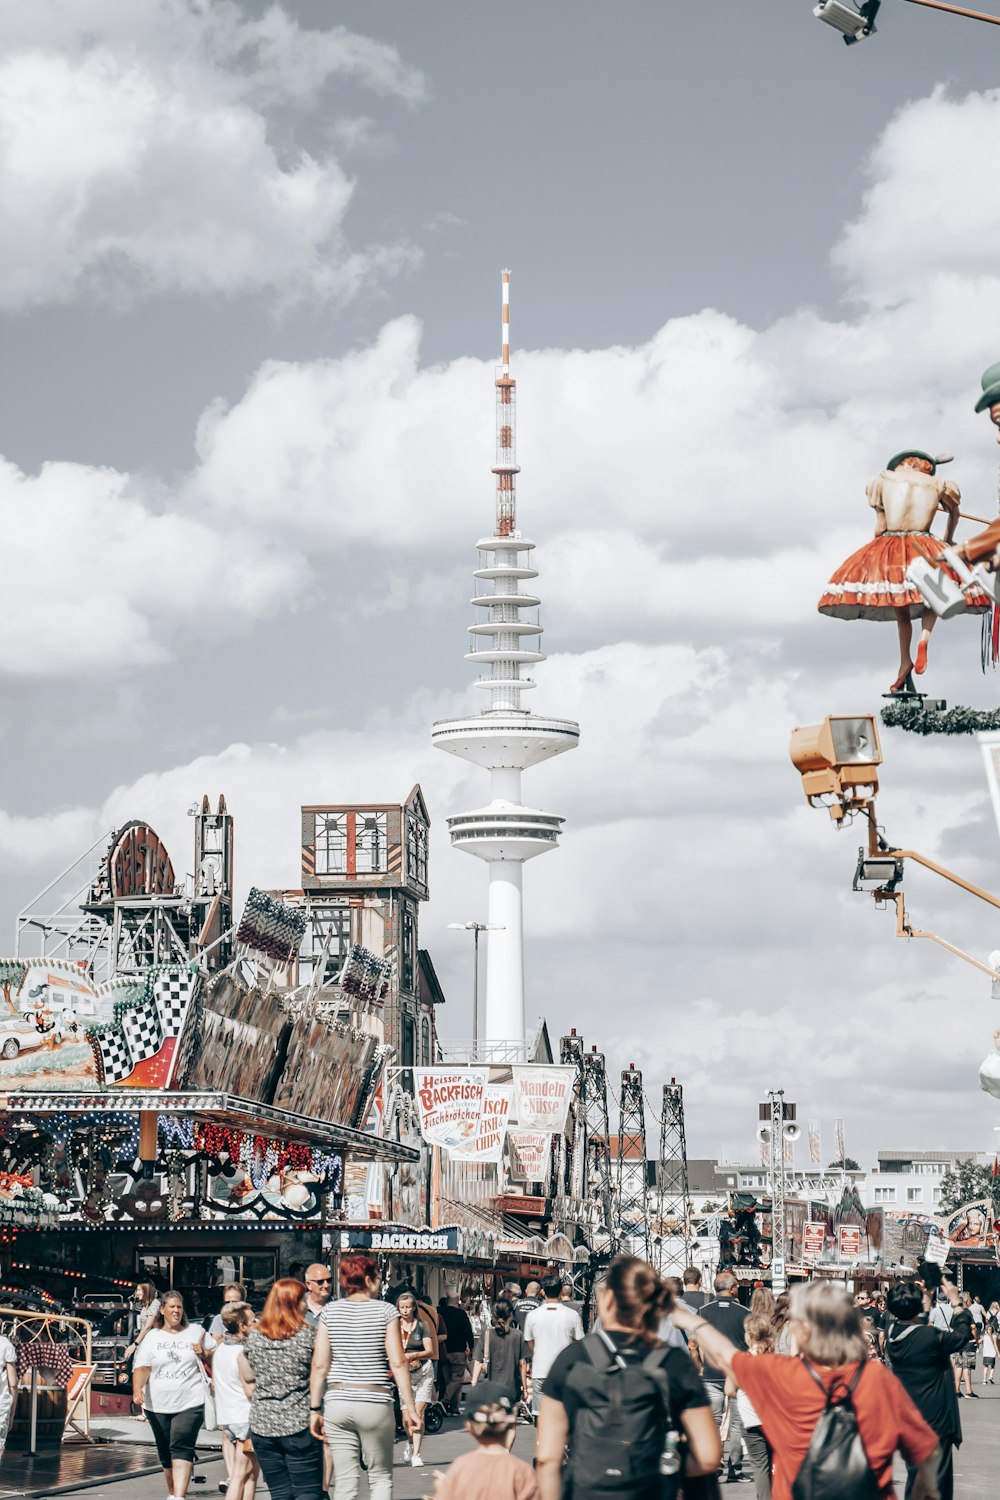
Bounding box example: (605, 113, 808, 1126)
(238, 1279, 321, 1500)
(309, 1255, 420, 1497)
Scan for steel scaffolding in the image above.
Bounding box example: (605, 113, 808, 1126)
(655, 1079, 692, 1275)
(616, 1063, 650, 1260)
(583, 1046, 614, 1240)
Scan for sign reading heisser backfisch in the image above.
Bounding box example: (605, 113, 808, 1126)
(340, 1225, 460, 1253)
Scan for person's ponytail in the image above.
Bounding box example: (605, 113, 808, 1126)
(605, 1255, 673, 1343)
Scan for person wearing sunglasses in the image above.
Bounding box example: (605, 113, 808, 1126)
(304, 1267, 334, 1328)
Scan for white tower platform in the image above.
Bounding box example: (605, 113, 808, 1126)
(432, 272, 579, 1042)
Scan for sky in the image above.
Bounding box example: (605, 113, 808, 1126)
(5, 0, 1000, 1170)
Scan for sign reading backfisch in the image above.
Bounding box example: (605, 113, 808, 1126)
(512, 1065, 575, 1134)
(340, 1226, 460, 1253)
(412, 1068, 489, 1152)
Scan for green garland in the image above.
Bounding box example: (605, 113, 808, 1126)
(881, 701, 1000, 735)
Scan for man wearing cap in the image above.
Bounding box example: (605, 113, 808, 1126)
(819, 449, 990, 691)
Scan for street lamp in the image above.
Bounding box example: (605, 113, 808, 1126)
(447, 921, 505, 1060)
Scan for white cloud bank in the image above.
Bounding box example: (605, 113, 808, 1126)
(0, 1, 423, 308)
(7, 79, 1000, 1158)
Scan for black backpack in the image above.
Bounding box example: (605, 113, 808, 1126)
(791, 1360, 882, 1500)
(564, 1332, 679, 1496)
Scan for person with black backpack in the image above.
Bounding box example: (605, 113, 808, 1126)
(884, 1278, 972, 1500)
(533, 1255, 720, 1500)
(671, 1281, 942, 1500)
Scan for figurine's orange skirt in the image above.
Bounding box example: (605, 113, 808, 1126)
(818, 531, 992, 620)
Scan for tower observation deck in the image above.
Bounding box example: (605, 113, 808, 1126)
(431, 271, 580, 1043)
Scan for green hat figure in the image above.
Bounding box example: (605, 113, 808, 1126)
(886, 450, 951, 474)
(975, 361, 1000, 438)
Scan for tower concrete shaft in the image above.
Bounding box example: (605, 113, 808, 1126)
(432, 270, 580, 1044)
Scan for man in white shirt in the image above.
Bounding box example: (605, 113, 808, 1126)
(523, 1273, 584, 1415)
(303, 1265, 335, 1496)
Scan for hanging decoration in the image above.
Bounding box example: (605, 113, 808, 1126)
(881, 700, 1000, 735)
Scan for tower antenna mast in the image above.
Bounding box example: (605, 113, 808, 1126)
(493, 269, 520, 537)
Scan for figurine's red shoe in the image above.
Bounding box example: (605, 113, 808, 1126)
(914, 642, 928, 675)
(889, 667, 914, 694)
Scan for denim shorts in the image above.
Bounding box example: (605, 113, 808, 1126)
(222, 1422, 251, 1443)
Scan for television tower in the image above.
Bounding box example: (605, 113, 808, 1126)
(432, 271, 580, 1043)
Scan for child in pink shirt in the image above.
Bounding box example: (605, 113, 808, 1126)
(433, 1382, 537, 1500)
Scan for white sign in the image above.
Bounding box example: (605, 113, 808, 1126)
(452, 1085, 513, 1163)
(507, 1129, 551, 1182)
(924, 1230, 949, 1266)
(412, 1068, 489, 1152)
(512, 1065, 575, 1134)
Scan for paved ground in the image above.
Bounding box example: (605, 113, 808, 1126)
(2, 1383, 998, 1498)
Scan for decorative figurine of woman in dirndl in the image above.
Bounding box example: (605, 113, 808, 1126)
(818, 449, 991, 693)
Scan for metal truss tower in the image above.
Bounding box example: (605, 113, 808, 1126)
(655, 1079, 692, 1275)
(559, 1029, 586, 1201)
(616, 1063, 650, 1261)
(582, 1046, 614, 1238)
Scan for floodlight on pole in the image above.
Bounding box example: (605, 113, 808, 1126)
(790, 712, 1000, 982)
(789, 715, 882, 820)
(447, 921, 505, 1059)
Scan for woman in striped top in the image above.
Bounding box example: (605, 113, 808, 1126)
(308, 1255, 419, 1499)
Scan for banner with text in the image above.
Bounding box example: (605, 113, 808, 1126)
(507, 1130, 552, 1182)
(413, 1069, 489, 1153)
(802, 1222, 825, 1262)
(512, 1065, 575, 1134)
(838, 1224, 862, 1261)
(452, 1084, 514, 1163)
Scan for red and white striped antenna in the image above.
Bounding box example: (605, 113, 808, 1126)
(492, 268, 520, 537)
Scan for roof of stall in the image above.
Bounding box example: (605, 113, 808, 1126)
(1, 1091, 418, 1162)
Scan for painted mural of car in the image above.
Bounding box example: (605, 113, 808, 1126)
(0, 1019, 49, 1060)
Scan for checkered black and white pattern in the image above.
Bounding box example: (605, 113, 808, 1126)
(92, 1025, 133, 1085)
(121, 996, 163, 1063)
(151, 969, 193, 1037)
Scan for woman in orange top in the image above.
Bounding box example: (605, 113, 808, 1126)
(672, 1281, 940, 1500)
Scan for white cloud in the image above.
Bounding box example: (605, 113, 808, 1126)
(833, 87, 1000, 310)
(9, 79, 1000, 1158)
(0, 1, 423, 308)
(0, 456, 301, 677)
(3, 633, 997, 1162)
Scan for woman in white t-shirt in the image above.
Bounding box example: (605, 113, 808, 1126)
(133, 1292, 206, 1500)
(0, 1332, 17, 1462)
(210, 1301, 259, 1500)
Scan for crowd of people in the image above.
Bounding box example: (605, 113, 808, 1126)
(125, 1257, 994, 1500)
